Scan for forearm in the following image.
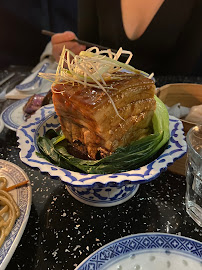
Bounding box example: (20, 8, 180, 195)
(121, 0, 165, 40)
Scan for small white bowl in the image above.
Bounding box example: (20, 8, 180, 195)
(17, 105, 187, 207)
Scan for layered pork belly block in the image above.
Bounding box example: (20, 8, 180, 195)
(52, 73, 156, 159)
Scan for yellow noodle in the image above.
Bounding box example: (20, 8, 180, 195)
(0, 178, 21, 248)
(0, 177, 7, 190)
(0, 205, 8, 216)
(0, 190, 20, 217)
(0, 228, 5, 248)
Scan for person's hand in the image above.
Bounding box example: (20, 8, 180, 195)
(51, 31, 86, 62)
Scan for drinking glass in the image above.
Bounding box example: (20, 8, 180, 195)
(185, 125, 202, 227)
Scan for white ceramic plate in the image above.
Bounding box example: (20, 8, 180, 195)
(0, 159, 32, 270)
(1, 93, 46, 131)
(76, 233, 202, 270)
(1, 98, 29, 131)
(0, 117, 4, 133)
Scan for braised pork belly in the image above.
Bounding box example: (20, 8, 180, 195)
(52, 73, 156, 159)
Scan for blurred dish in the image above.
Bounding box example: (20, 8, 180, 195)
(0, 117, 4, 133)
(0, 159, 31, 270)
(1, 97, 32, 131)
(17, 105, 186, 207)
(157, 83, 202, 133)
(75, 233, 202, 270)
(15, 63, 49, 94)
(1, 93, 47, 131)
(157, 83, 202, 176)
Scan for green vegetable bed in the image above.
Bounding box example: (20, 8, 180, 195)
(37, 96, 170, 174)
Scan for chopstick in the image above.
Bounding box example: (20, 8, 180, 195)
(4, 180, 29, 192)
(41, 30, 56, 37)
(0, 72, 15, 87)
(41, 30, 120, 54)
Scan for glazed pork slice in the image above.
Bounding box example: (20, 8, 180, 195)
(52, 73, 156, 159)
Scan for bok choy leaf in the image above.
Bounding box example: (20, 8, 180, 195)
(36, 96, 170, 174)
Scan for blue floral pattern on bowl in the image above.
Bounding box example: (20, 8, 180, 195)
(75, 233, 202, 270)
(17, 105, 187, 207)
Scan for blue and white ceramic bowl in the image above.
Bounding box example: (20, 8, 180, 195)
(17, 105, 187, 207)
(75, 233, 202, 270)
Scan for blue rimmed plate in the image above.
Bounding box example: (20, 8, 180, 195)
(1, 97, 31, 131)
(0, 159, 32, 270)
(75, 233, 202, 270)
(1, 93, 47, 131)
(16, 105, 187, 207)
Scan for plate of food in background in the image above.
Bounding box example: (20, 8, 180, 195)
(1, 91, 52, 131)
(157, 83, 202, 175)
(0, 159, 31, 270)
(157, 83, 202, 133)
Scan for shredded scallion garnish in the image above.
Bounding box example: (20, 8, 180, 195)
(39, 46, 153, 119)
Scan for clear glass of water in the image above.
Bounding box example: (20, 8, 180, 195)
(185, 125, 202, 227)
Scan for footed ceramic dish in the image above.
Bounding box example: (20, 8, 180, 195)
(17, 105, 187, 207)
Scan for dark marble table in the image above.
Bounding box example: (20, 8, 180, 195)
(0, 69, 202, 270)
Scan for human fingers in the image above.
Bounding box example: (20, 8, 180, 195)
(51, 31, 76, 44)
(52, 31, 86, 62)
(52, 42, 86, 62)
